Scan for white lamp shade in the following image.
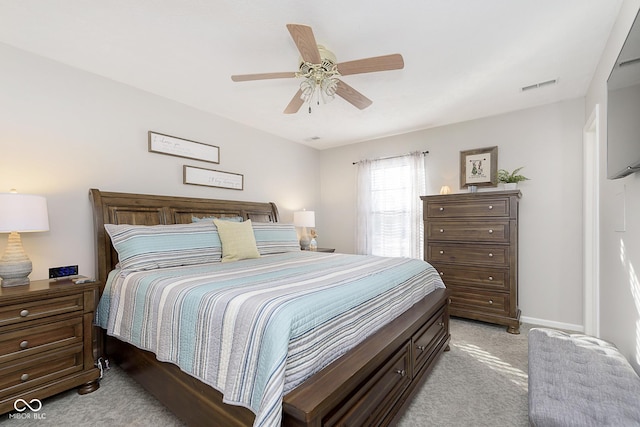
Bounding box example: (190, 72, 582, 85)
(0, 193, 50, 233)
(293, 210, 315, 228)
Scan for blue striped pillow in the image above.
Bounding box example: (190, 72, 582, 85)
(104, 222, 222, 271)
(252, 222, 301, 255)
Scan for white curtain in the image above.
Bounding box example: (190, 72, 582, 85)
(356, 151, 426, 258)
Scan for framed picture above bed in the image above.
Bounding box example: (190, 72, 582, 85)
(459, 146, 498, 188)
(183, 165, 244, 190)
(148, 131, 220, 164)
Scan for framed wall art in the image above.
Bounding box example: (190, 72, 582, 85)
(459, 146, 498, 188)
(149, 131, 219, 164)
(183, 165, 244, 190)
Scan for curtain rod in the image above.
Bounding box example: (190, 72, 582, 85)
(352, 150, 429, 165)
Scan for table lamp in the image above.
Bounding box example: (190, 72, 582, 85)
(0, 192, 50, 287)
(293, 210, 315, 250)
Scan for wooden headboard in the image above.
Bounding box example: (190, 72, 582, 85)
(89, 189, 280, 291)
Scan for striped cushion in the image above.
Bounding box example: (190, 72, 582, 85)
(252, 222, 301, 255)
(105, 222, 222, 271)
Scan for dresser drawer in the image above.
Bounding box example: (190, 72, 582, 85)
(324, 341, 411, 427)
(0, 316, 83, 363)
(0, 344, 84, 400)
(0, 294, 84, 328)
(412, 308, 446, 374)
(427, 220, 510, 243)
(425, 198, 510, 218)
(448, 287, 510, 317)
(427, 244, 509, 266)
(431, 263, 509, 292)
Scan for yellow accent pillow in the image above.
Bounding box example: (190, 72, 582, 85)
(213, 219, 260, 262)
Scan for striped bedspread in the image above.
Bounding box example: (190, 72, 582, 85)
(96, 251, 444, 426)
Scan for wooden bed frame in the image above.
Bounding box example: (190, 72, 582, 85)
(89, 188, 451, 427)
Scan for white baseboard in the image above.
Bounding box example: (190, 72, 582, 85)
(520, 316, 584, 333)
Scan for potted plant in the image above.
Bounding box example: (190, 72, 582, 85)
(497, 167, 529, 190)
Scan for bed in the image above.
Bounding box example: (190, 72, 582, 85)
(89, 188, 451, 427)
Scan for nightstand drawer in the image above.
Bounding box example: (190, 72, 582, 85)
(0, 344, 84, 400)
(427, 244, 509, 266)
(425, 199, 510, 218)
(427, 220, 509, 243)
(0, 316, 83, 363)
(0, 294, 84, 327)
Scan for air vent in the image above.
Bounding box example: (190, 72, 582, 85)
(521, 79, 558, 92)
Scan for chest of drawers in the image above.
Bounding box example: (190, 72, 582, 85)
(421, 190, 521, 333)
(0, 279, 101, 413)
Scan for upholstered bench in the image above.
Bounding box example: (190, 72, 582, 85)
(528, 328, 640, 426)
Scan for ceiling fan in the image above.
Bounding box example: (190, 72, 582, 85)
(231, 24, 404, 114)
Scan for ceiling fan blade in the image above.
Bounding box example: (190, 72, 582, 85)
(336, 80, 373, 110)
(231, 72, 296, 82)
(337, 54, 404, 76)
(286, 24, 321, 64)
(284, 89, 305, 114)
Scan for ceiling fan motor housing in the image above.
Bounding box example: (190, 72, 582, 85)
(298, 45, 338, 75)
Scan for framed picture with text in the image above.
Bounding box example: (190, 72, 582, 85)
(459, 146, 498, 188)
(149, 131, 219, 164)
(183, 165, 244, 190)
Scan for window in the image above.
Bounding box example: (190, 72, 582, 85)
(356, 152, 425, 258)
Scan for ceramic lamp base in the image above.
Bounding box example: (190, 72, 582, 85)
(0, 232, 33, 287)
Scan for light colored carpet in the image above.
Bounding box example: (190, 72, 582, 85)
(1, 318, 531, 426)
(397, 318, 530, 427)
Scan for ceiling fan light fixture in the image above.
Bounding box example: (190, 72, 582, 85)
(296, 46, 341, 113)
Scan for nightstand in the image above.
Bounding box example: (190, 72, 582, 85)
(0, 278, 101, 414)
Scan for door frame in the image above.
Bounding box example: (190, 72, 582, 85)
(583, 104, 600, 336)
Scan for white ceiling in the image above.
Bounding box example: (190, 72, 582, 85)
(0, 0, 624, 149)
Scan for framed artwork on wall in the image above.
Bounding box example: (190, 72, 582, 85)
(149, 131, 220, 164)
(183, 165, 244, 190)
(459, 146, 498, 188)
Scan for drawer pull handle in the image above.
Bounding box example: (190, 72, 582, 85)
(439, 250, 444, 254)
(20, 340, 29, 349)
(488, 253, 493, 257)
(489, 299, 494, 305)
(439, 229, 444, 233)
(488, 276, 494, 281)
(19, 309, 29, 317)
(20, 373, 29, 382)
(439, 207, 444, 211)
(396, 369, 406, 377)
(488, 229, 493, 234)
(438, 322, 445, 327)
(416, 345, 426, 352)
(439, 271, 444, 276)
(488, 205, 493, 210)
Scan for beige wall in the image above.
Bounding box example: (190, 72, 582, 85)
(319, 99, 586, 330)
(0, 43, 321, 281)
(585, 0, 640, 372)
